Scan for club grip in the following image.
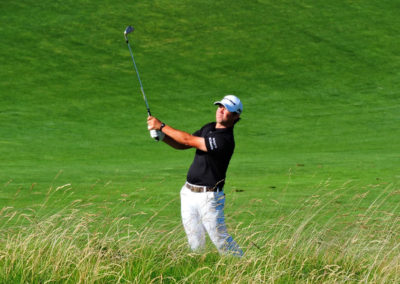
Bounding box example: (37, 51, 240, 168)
(150, 129, 159, 141)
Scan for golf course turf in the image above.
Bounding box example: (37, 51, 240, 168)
(0, 0, 399, 282)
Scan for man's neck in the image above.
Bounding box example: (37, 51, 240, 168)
(216, 122, 233, 129)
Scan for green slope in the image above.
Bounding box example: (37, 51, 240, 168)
(0, 0, 399, 216)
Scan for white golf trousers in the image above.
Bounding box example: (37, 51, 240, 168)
(180, 184, 243, 256)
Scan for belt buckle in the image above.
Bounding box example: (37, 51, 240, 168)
(186, 182, 219, 193)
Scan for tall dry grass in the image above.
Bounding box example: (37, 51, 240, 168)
(0, 182, 399, 283)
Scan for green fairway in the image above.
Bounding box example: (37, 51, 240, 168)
(0, 0, 399, 282)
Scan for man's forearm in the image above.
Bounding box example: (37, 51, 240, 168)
(161, 125, 193, 148)
(162, 135, 192, 150)
(147, 116, 207, 151)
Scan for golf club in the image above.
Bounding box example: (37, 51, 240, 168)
(124, 25, 159, 141)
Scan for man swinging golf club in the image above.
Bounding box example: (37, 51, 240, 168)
(147, 95, 244, 256)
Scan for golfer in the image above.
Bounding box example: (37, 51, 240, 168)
(147, 95, 243, 256)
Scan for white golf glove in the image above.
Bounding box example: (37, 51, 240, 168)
(149, 129, 165, 141)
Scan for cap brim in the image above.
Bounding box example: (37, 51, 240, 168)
(214, 101, 238, 113)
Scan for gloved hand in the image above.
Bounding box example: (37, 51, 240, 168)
(150, 129, 165, 141)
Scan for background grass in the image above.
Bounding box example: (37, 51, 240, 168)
(0, 0, 399, 281)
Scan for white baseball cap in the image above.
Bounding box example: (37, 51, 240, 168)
(214, 95, 243, 114)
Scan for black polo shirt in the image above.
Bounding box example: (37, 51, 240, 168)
(186, 122, 235, 188)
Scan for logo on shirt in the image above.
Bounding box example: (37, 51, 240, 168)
(209, 137, 218, 150)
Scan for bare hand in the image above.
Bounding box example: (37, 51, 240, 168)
(147, 116, 162, 131)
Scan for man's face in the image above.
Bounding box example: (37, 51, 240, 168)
(216, 105, 239, 127)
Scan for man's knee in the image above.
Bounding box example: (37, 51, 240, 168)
(187, 234, 205, 251)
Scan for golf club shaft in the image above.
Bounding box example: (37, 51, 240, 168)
(124, 26, 160, 141)
(126, 41, 151, 116)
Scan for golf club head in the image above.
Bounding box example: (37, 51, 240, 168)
(124, 26, 134, 41)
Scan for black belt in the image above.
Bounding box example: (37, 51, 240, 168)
(185, 182, 223, 193)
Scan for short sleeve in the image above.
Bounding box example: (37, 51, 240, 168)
(192, 129, 202, 137)
(204, 132, 230, 153)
